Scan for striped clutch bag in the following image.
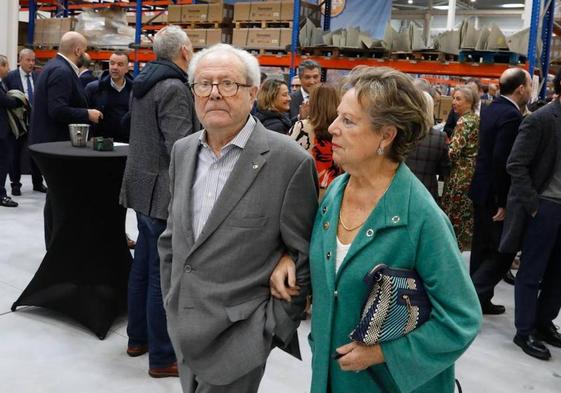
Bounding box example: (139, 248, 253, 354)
(349, 264, 431, 345)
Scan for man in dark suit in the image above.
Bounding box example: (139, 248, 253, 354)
(29, 31, 103, 247)
(78, 52, 96, 88)
(469, 68, 531, 316)
(289, 60, 320, 122)
(500, 68, 561, 361)
(4, 48, 47, 195)
(0, 55, 23, 208)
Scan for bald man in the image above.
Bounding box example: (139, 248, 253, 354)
(29, 31, 103, 248)
(469, 68, 532, 315)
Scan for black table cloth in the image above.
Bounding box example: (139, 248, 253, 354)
(12, 141, 132, 339)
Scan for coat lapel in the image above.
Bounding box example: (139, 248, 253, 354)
(333, 164, 411, 285)
(179, 136, 201, 249)
(186, 123, 270, 259)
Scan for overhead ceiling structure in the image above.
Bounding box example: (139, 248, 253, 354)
(392, 0, 525, 11)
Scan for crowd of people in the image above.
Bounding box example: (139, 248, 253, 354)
(1, 24, 561, 393)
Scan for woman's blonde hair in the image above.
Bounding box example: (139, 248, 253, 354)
(256, 78, 288, 112)
(341, 67, 432, 162)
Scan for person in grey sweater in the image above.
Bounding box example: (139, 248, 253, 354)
(119, 25, 199, 378)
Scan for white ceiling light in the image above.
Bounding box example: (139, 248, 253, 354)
(470, 0, 476, 2)
(501, 3, 525, 8)
(408, 0, 413, 4)
(433, 5, 449, 10)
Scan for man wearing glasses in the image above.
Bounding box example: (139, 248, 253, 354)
(159, 44, 318, 393)
(120, 26, 198, 378)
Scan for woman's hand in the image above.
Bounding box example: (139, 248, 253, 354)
(269, 254, 300, 302)
(335, 342, 385, 372)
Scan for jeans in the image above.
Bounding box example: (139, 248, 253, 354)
(127, 211, 176, 368)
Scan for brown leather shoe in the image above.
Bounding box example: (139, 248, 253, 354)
(126, 344, 148, 357)
(149, 362, 178, 378)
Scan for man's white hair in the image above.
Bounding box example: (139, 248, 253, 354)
(188, 44, 260, 87)
(153, 25, 190, 61)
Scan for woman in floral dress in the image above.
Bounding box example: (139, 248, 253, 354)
(441, 86, 480, 251)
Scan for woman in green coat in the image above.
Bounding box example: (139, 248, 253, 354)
(271, 67, 482, 393)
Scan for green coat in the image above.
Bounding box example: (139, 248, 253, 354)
(309, 164, 482, 393)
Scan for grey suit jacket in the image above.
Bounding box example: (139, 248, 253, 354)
(159, 120, 318, 385)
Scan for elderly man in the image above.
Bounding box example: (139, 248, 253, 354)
(500, 67, 561, 361)
(85, 51, 132, 142)
(159, 44, 318, 393)
(120, 26, 198, 378)
(29, 32, 102, 247)
(4, 49, 47, 195)
(289, 59, 321, 121)
(469, 68, 532, 315)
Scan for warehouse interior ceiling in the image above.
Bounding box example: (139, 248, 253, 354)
(392, 0, 526, 11)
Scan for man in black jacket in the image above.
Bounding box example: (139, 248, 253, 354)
(4, 48, 46, 195)
(0, 55, 23, 207)
(469, 68, 531, 315)
(501, 69, 561, 361)
(85, 51, 132, 142)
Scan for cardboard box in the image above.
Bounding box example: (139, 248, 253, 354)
(233, 28, 291, 49)
(128, 12, 167, 24)
(234, 1, 320, 24)
(182, 3, 233, 23)
(34, 18, 76, 46)
(184, 28, 233, 48)
(435, 96, 453, 122)
(167, 5, 182, 23)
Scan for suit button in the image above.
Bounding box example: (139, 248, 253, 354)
(322, 206, 327, 214)
(334, 290, 338, 298)
(323, 221, 330, 230)
(326, 251, 331, 260)
(184, 264, 192, 273)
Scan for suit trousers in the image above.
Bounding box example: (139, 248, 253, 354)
(470, 202, 516, 304)
(9, 134, 44, 189)
(127, 211, 176, 368)
(515, 198, 561, 335)
(0, 134, 14, 197)
(180, 364, 265, 393)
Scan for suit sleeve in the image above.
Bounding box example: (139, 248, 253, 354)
(47, 69, 89, 123)
(157, 82, 196, 155)
(272, 155, 318, 344)
(506, 113, 543, 215)
(0, 89, 23, 109)
(380, 210, 482, 393)
(436, 132, 451, 179)
(159, 143, 177, 300)
(492, 114, 521, 208)
(442, 110, 457, 138)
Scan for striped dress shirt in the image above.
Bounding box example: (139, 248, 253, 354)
(192, 116, 256, 240)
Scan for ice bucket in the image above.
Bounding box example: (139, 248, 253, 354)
(68, 124, 90, 147)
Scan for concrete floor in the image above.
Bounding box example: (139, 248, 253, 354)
(1, 175, 560, 393)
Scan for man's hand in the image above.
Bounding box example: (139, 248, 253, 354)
(298, 101, 310, 120)
(492, 207, 506, 222)
(88, 109, 103, 124)
(270, 254, 299, 302)
(335, 342, 385, 372)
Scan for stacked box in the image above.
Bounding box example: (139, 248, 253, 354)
(34, 18, 76, 46)
(233, 28, 291, 50)
(127, 12, 167, 25)
(184, 28, 233, 48)
(434, 96, 453, 122)
(165, 3, 234, 23)
(234, 1, 320, 25)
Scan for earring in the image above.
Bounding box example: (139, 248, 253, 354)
(377, 146, 384, 156)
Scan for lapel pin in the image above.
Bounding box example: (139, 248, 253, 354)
(252, 163, 259, 170)
(391, 216, 400, 224)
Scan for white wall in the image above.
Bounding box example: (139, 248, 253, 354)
(0, 0, 19, 68)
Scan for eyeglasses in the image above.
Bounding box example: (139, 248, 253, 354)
(191, 80, 252, 98)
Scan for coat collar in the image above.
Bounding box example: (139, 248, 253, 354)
(184, 120, 271, 259)
(318, 163, 413, 288)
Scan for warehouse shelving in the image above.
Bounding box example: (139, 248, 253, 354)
(21, 0, 533, 82)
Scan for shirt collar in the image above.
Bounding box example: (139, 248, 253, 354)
(110, 77, 126, 92)
(19, 67, 32, 79)
(501, 95, 522, 112)
(57, 53, 80, 76)
(199, 116, 256, 151)
(300, 87, 309, 101)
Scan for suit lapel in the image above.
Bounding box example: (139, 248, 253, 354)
(179, 136, 201, 249)
(186, 123, 270, 259)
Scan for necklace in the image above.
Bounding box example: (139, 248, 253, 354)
(338, 209, 365, 231)
(338, 177, 394, 232)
